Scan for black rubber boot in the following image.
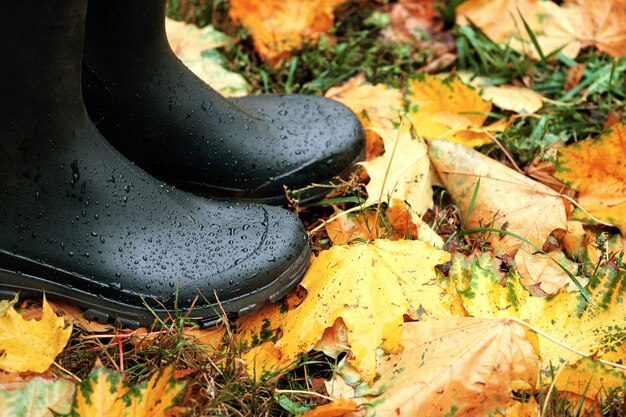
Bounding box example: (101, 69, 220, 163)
(82, 0, 365, 205)
(0, 0, 310, 329)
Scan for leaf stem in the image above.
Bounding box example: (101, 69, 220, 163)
(507, 317, 626, 371)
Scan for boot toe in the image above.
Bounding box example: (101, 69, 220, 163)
(169, 202, 309, 321)
(232, 94, 365, 202)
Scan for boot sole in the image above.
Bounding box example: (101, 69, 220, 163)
(0, 244, 309, 329)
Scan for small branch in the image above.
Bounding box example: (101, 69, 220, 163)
(54, 361, 82, 382)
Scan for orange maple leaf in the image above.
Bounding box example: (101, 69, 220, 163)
(555, 122, 626, 233)
(229, 0, 347, 65)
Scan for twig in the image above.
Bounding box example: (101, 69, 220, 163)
(308, 205, 364, 235)
(54, 361, 82, 383)
(484, 130, 524, 174)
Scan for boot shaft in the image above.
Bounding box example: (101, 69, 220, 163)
(84, 0, 169, 64)
(1, 0, 87, 127)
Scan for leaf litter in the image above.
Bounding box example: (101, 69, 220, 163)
(3, 1, 626, 416)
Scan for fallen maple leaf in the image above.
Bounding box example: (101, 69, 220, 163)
(445, 251, 626, 369)
(552, 357, 626, 414)
(325, 208, 387, 245)
(456, 0, 544, 44)
(70, 366, 184, 417)
(275, 240, 451, 381)
(359, 126, 434, 217)
(480, 85, 544, 114)
(325, 74, 404, 159)
(575, 0, 626, 58)
(388, 0, 442, 43)
(300, 398, 360, 417)
(555, 122, 626, 233)
(46, 300, 114, 333)
(514, 250, 582, 296)
(441, 252, 531, 318)
(71, 367, 128, 417)
(0, 297, 72, 373)
(229, 0, 347, 65)
(457, 0, 582, 59)
(0, 377, 75, 417)
(496, 398, 540, 417)
(407, 75, 504, 147)
(356, 318, 539, 417)
(429, 139, 568, 255)
(324, 74, 404, 131)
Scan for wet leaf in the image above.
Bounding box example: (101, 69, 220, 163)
(0, 377, 75, 417)
(70, 366, 184, 417)
(457, 0, 582, 59)
(407, 75, 499, 147)
(0, 298, 72, 373)
(358, 318, 539, 417)
(229, 0, 348, 65)
(276, 240, 451, 381)
(555, 122, 626, 233)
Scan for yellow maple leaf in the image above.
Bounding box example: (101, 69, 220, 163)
(229, 0, 347, 65)
(324, 74, 405, 130)
(358, 318, 539, 417)
(325, 74, 405, 160)
(359, 125, 434, 217)
(552, 357, 626, 413)
(429, 138, 568, 255)
(555, 122, 626, 233)
(72, 367, 128, 417)
(124, 365, 185, 417)
(406, 75, 501, 147)
(71, 366, 184, 417)
(445, 252, 626, 369)
(275, 240, 451, 381)
(0, 297, 72, 373)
